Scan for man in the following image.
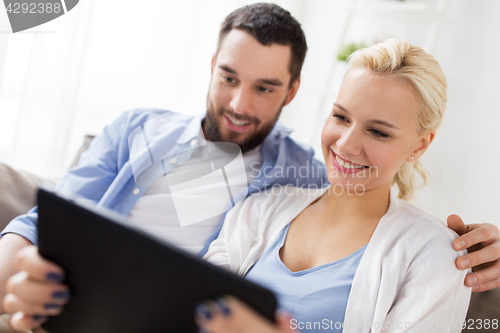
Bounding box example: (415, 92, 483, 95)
(0, 3, 499, 331)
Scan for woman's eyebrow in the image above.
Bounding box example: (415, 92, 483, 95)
(368, 119, 401, 130)
(334, 102, 401, 130)
(334, 102, 348, 113)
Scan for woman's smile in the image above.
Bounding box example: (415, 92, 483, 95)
(331, 149, 369, 174)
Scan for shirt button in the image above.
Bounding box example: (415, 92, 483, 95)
(190, 139, 197, 147)
(170, 157, 178, 164)
(133, 188, 140, 195)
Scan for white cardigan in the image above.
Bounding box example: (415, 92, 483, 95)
(203, 185, 471, 332)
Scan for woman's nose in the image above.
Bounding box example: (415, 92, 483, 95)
(336, 128, 362, 157)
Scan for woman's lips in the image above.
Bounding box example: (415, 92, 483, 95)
(331, 150, 369, 174)
(223, 114, 252, 133)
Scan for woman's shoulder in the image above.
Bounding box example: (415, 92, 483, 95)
(395, 197, 457, 243)
(384, 195, 466, 262)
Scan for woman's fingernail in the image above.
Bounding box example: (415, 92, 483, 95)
(195, 303, 212, 321)
(215, 298, 231, 316)
(33, 315, 47, 321)
(44, 304, 61, 310)
(456, 241, 466, 250)
(46, 272, 63, 283)
(459, 258, 470, 269)
(52, 291, 71, 300)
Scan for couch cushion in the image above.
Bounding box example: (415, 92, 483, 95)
(464, 288, 500, 332)
(0, 163, 50, 231)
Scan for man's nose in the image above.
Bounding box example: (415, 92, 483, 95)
(229, 86, 253, 115)
(337, 127, 362, 157)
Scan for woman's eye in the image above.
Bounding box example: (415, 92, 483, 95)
(333, 114, 348, 122)
(370, 129, 389, 138)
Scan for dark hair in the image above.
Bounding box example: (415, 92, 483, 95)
(216, 3, 307, 87)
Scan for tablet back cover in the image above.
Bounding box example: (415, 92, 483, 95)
(37, 188, 277, 333)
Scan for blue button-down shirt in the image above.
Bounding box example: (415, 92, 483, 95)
(2, 109, 329, 252)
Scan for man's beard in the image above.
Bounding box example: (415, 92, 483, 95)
(204, 100, 283, 153)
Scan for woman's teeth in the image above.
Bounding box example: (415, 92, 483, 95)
(227, 116, 250, 126)
(335, 155, 366, 169)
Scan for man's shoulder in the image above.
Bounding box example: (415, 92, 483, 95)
(105, 109, 201, 143)
(121, 108, 196, 128)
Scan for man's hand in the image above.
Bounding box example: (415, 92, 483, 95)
(448, 214, 500, 292)
(3, 245, 69, 332)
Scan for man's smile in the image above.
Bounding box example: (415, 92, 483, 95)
(223, 113, 253, 133)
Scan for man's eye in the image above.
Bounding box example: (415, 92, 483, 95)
(257, 86, 271, 93)
(369, 129, 389, 138)
(333, 114, 348, 122)
(223, 75, 236, 83)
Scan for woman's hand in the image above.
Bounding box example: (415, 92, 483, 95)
(195, 296, 296, 333)
(448, 214, 500, 292)
(2, 245, 70, 331)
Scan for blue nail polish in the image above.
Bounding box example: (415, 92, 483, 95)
(33, 315, 46, 321)
(195, 303, 212, 320)
(46, 272, 63, 283)
(215, 298, 231, 316)
(44, 304, 60, 310)
(52, 291, 70, 300)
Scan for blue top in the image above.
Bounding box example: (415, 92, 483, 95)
(245, 224, 367, 332)
(2, 109, 329, 249)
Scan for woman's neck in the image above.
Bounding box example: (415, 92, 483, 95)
(318, 183, 392, 224)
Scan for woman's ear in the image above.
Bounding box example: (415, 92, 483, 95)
(408, 129, 436, 162)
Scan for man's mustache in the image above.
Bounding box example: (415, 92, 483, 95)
(217, 108, 261, 126)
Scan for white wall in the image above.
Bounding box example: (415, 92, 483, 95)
(416, 0, 500, 227)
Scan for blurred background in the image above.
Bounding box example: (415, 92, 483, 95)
(0, 0, 498, 227)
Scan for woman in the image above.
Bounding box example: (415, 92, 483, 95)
(196, 39, 471, 332)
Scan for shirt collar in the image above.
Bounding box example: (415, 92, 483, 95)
(268, 121, 293, 141)
(175, 115, 204, 144)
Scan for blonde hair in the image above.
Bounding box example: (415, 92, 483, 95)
(347, 39, 447, 201)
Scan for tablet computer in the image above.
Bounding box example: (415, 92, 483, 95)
(37, 188, 277, 333)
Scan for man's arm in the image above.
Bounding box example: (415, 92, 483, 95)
(448, 215, 500, 292)
(0, 234, 32, 313)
